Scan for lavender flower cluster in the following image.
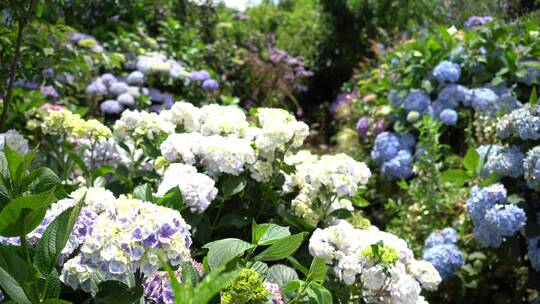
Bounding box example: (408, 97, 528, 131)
(422, 228, 463, 280)
(466, 184, 526, 248)
(371, 132, 415, 180)
(523, 146, 540, 191)
(464, 16, 493, 29)
(497, 104, 540, 141)
(526, 214, 540, 272)
(268, 47, 313, 92)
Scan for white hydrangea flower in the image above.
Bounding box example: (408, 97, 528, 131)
(198, 104, 249, 136)
(407, 260, 442, 291)
(160, 132, 203, 164)
(308, 220, 438, 304)
(168, 102, 202, 132)
(157, 163, 218, 213)
(248, 160, 274, 182)
(61, 197, 192, 291)
(114, 109, 175, 140)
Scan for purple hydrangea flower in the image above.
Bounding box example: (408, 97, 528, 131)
(190, 70, 211, 82)
(465, 16, 493, 28)
(201, 79, 219, 91)
(100, 100, 125, 115)
(40, 85, 59, 99)
(432, 61, 461, 83)
(355, 117, 371, 137)
(403, 91, 431, 114)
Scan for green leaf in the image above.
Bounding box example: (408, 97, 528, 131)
(248, 261, 268, 276)
(463, 148, 480, 174)
(327, 208, 352, 219)
(34, 194, 84, 276)
(306, 283, 333, 304)
(0, 244, 37, 304)
(42, 269, 61, 299)
(220, 175, 246, 198)
(307, 257, 327, 283)
(161, 259, 188, 304)
(192, 267, 240, 304)
(3, 145, 35, 184)
(530, 86, 537, 105)
(203, 238, 255, 270)
(253, 223, 291, 245)
(266, 264, 298, 287)
(351, 194, 370, 208)
(254, 233, 306, 262)
(133, 183, 154, 202)
(282, 279, 303, 295)
(0, 189, 56, 237)
(157, 186, 184, 211)
(441, 169, 469, 186)
(43, 300, 73, 304)
(94, 281, 143, 304)
(22, 168, 61, 195)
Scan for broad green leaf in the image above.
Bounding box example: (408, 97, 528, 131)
(34, 194, 84, 276)
(157, 186, 184, 211)
(41, 269, 61, 299)
(255, 223, 290, 245)
(306, 283, 333, 304)
(351, 194, 370, 208)
(282, 279, 303, 295)
(22, 168, 61, 195)
(220, 175, 246, 198)
(254, 233, 306, 262)
(203, 238, 255, 270)
(266, 264, 298, 287)
(133, 183, 154, 202)
(3, 144, 35, 184)
(0, 189, 56, 237)
(192, 267, 240, 304)
(463, 148, 480, 174)
(43, 300, 73, 304)
(307, 257, 327, 283)
(94, 281, 143, 304)
(441, 169, 469, 186)
(0, 244, 37, 304)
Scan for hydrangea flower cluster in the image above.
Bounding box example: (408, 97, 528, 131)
(263, 282, 286, 304)
(0, 129, 29, 154)
(143, 259, 204, 304)
(476, 145, 524, 178)
(220, 268, 270, 304)
(432, 60, 461, 83)
(69, 32, 104, 53)
(464, 16, 493, 29)
(29, 108, 111, 141)
(157, 163, 218, 213)
(309, 220, 440, 304)
(523, 146, 540, 191)
(466, 184, 526, 247)
(283, 150, 371, 225)
(113, 109, 175, 140)
(371, 132, 415, 180)
(159, 102, 308, 182)
(497, 104, 540, 140)
(61, 197, 192, 292)
(421, 228, 463, 280)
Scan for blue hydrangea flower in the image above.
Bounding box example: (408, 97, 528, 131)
(86, 79, 107, 95)
(433, 61, 461, 83)
(470, 88, 499, 114)
(524, 146, 540, 191)
(100, 100, 125, 115)
(436, 84, 472, 108)
(402, 91, 431, 114)
(467, 184, 526, 247)
(424, 228, 458, 249)
(440, 109, 458, 125)
(100, 73, 117, 87)
(372, 132, 415, 180)
(126, 71, 145, 85)
(202, 79, 219, 91)
(518, 68, 540, 85)
(117, 93, 135, 107)
(190, 70, 211, 82)
(477, 145, 524, 178)
(109, 81, 129, 95)
(422, 244, 464, 280)
(497, 104, 540, 140)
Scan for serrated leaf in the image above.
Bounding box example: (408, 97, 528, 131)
(248, 261, 268, 276)
(203, 238, 255, 270)
(254, 233, 306, 262)
(0, 189, 56, 237)
(255, 223, 290, 245)
(307, 257, 327, 283)
(22, 167, 61, 195)
(34, 194, 84, 276)
(0, 244, 37, 304)
(266, 264, 298, 287)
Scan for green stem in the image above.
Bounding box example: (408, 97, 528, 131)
(19, 233, 31, 264)
(288, 281, 311, 304)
